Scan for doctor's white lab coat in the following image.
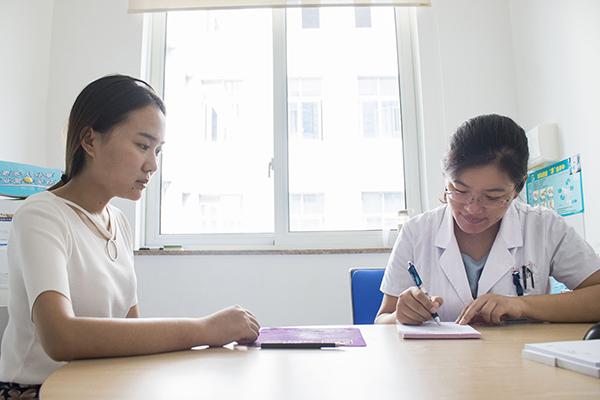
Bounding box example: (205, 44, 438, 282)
(381, 201, 600, 322)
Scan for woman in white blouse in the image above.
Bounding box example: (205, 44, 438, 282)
(0, 75, 260, 398)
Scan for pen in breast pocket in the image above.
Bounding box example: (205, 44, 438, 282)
(407, 261, 441, 325)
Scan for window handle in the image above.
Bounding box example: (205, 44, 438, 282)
(268, 157, 274, 178)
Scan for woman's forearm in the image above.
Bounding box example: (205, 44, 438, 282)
(521, 284, 600, 322)
(44, 316, 210, 361)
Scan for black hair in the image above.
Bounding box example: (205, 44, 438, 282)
(50, 74, 165, 190)
(443, 114, 529, 193)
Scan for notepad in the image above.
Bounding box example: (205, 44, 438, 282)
(522, 340, 600, 378)
(396, 321, 481, 339)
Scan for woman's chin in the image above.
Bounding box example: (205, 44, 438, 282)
(456, 216, 489, 234)
(119, 188, 143, 201)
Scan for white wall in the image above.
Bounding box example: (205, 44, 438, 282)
(415, 0, 518, 209)
(509, 0, 600, 250)
(45, 0, 145, 170)
(0, 0, 54, 165)
(0, 0, 54, 305)
(44, 0, 146, 238)
(136, 253, 388, 326)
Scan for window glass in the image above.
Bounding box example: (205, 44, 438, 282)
(354, 7, 372, 28)
(362, 191, 403, 229)
(160, 10, 274, 234)
(287, 7, 405, 231)
(302, 8, 320, 29)
(151, 7, 415, 244)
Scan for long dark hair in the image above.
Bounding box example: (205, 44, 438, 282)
(49, 74, 165, 190)
(443, 114, 529, 194)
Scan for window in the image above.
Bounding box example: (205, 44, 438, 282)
(361, 192, 404, 229)
(199, 80, 242, 142)
(301, 8, 320, 29)
(290, 193, 325, 230)
(156, 9, 274, 235)
(355, 7, 372, 28)
(144, 7, 421, 248)
(288, 78, 322, 140)
(359, 77, 401, 138)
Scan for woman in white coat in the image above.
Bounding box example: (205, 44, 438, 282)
(376, 114, 600, 325)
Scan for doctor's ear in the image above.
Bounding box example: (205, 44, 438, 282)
(514, 175, 528, 196)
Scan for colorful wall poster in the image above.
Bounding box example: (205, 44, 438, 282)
(526, 155, 584, 217)
(0, 160, 61, 198)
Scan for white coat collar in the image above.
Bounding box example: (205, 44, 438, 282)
(434, 202, 523, 304)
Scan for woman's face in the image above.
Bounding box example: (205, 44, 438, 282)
(89, 105, 166, 201)
(446, 163, 518, 235)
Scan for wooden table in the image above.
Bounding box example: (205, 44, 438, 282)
(41, 323, 600, 399)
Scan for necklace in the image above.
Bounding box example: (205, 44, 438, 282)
(62, 199, 118, 262)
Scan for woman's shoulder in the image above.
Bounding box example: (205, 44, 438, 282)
(14, 191, 67, 218)
(513, 200, 562, 222)
(11, 192, 73, 238)
(405, 204, 447, 228)
(512, 200, 571, 236)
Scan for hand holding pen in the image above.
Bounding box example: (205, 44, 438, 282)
(395, 261, 443, 325)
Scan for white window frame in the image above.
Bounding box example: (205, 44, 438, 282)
(142, 8, 422, 249)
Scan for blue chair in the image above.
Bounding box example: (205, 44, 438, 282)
(350, 268, 385, 324)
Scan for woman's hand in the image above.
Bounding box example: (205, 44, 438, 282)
(456, 293, 526, 325)
(395, 286, 443, 325)
(202, 305, 260, 346)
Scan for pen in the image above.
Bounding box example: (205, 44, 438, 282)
(512, 271, 524, 296)
(260, 342, 336, 349)
(407, 261, 441, 325)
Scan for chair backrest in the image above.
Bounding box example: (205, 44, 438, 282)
(350, 268, 385, 324)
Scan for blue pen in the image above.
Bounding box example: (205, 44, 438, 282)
(407, 261, 441, 325)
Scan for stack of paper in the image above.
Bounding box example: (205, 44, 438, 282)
(396, 321, 481, 339)
(522, 340, 600, 378)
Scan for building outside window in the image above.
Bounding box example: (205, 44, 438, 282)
(301, 8, 320, 29)
(289, 193, 326, 231)
(354, 7, 372, 28)
(361, 191, 404, 230)
(144, 6, 421, 248)
(359, 77, 401, 138)
(288, 78, 322, 140)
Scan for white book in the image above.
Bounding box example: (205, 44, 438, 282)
(396, 321, 481, 339)
(522, 340, 600, 379)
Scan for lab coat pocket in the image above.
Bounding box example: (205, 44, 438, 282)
(521, 264, 542, 295)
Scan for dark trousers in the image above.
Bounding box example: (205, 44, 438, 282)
(0, 381, 41, 399)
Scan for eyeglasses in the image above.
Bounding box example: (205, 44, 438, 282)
(444, 185, 514, 209)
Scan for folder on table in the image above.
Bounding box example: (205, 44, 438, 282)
(522, 340, 600, 378)
(255, 327, 367, 347)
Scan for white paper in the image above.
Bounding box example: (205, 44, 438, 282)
(396, 321, 481, 339)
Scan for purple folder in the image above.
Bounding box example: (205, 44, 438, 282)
(254, 327, 366, 347)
